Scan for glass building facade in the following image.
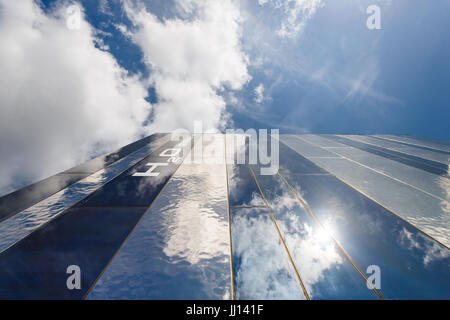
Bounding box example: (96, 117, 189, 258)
(0, 134, 449, 299)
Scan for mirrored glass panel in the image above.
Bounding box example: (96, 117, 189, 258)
(281, 173, 450, 299)
(307, 157, 450, 247)
(0, 207, 146, 299)
(0, 173, 89, 222)
(278, 135, 337, 157)
(0, 134, 169, 221)
(252, 172, 378, 299)
(227, 164, 265, 207)
(231, 207, 306, 300)
(324, 135, 449, 177)
(375, 135, 450, 153)
(322, 146, 450, 202)
(87, 161, 231, 299)
(299, 134, 349, 148)
(346, 135, 450, 165)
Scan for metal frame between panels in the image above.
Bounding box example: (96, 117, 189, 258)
(224, 135, 236, 300)
(248, 164, 311, 300)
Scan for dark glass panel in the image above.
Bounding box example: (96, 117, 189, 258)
(0, 207, 146, 299)
(63, 133, 169, 173)
(0, 173, 89, 222)
(75, 139, 188, 207)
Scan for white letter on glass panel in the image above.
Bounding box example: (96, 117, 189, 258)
(132, 163, 168, 177)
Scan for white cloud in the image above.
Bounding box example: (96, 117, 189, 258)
(0, 0, 251, 196)
(258, 0, 324, 38)
(122, 0, 251, 132)
(254, 83, 265, 103)
(0, 0, 153, 195)
(232, 212, 306, 299)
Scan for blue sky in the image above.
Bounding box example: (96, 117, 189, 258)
(0, 0, 449, 194)
(38, 0, 450, 138)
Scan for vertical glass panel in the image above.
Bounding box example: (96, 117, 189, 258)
(253, 172, 377, 299)
(346, 135, 450, 165)
(303, 156, 450, 248)
(88, 162, 232, 299)
(325, 146, 450, 202)
(231, 207, 306, 299)
(281, 173, 450, 299)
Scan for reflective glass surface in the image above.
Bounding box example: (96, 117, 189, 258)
(303, 156, 450, 247)
(282, 173, 450, 299)
(375, 135, 450, 153)
(0, 137, 189, 299)
(1, 134, 449, 300)
(278, 142, 327, 175)
(230, 207, 306, 299)
(227, 164, 265, 207)
(0, 141, 167, 253)
(320, 145, 450, 202)
(346, 135, 450, 165)
(368, 136, 450, 156)
(75, 139, 187, 207)
(278, 135, 336, 157)
(398, 135, 450, 147)
(63, 133, 169, 174)
(88, 137, 231, 299)
(299, 134, 349, 148)
(0, 173, 89, 222)
(252, 172, 378, 299)
(0, 207, 146, 299)
(324, 135, 449, 177)
(0, 134, 168, 221)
